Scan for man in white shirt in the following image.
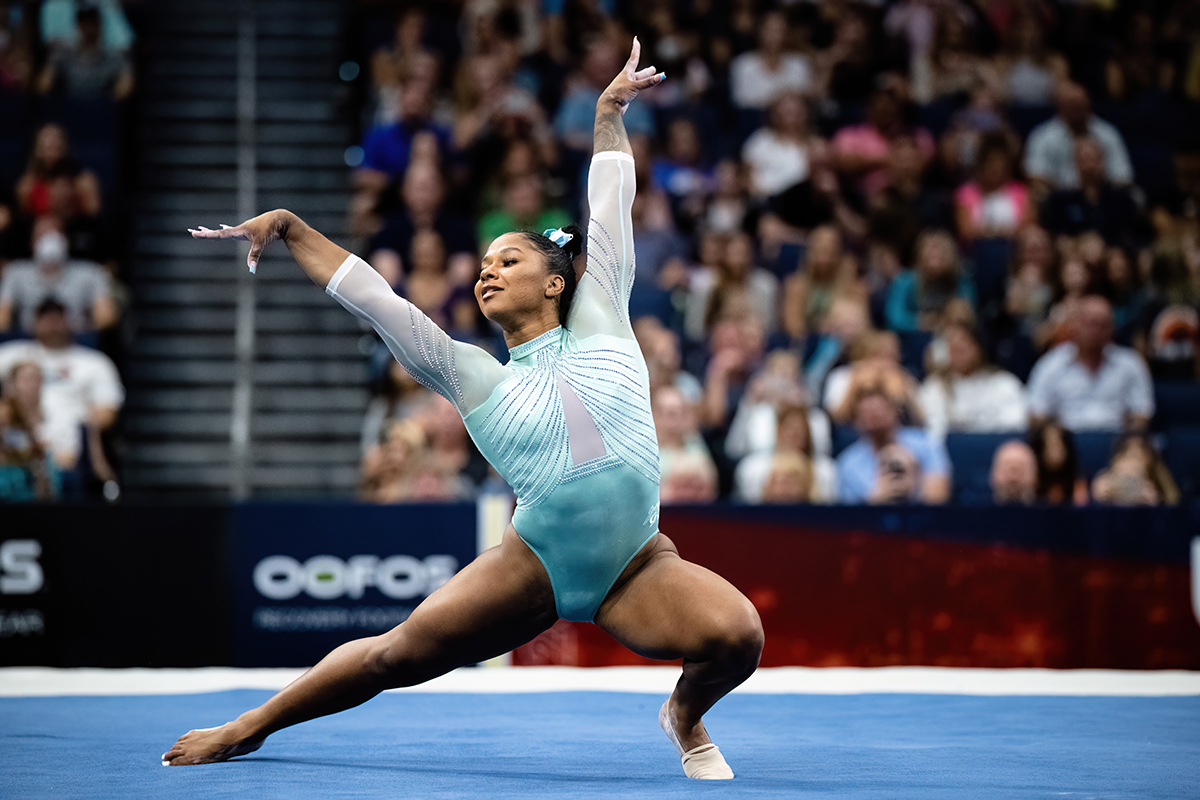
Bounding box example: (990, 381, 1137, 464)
(0, 299, 124, 469)
(1027, 295, 1154, 432)
(1023, 82, 1134, 194)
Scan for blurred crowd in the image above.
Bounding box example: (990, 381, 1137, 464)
(351, 0, 1200, 508)
(0, 0, 133, 501)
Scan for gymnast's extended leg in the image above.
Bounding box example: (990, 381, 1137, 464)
(593, 534, 764, 778)
(162, 526, 556, 766)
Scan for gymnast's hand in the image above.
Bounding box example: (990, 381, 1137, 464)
(599, 37, 665, 116)
(189, 209, 295, 273)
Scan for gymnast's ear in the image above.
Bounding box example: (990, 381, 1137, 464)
(544, 272, 565, 299)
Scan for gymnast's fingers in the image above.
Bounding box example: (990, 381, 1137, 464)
(624, 36, 641, 74)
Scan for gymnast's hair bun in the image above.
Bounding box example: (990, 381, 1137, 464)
(544, 224, 585, 260)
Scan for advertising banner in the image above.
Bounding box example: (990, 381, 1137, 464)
(514, 505, 1200, 669)
(230, 503, 476, 667)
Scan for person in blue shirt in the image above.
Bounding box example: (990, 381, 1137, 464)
(836, 384, 951, 504)
(168, 40, 759, 781)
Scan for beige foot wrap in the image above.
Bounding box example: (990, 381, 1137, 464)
(659, 700, 734, 779)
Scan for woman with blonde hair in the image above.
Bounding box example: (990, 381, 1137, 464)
(781, 225, 865, 341)
(1091, 436, 1179, 506)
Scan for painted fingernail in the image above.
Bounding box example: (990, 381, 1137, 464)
(659, 73, 666, 81)
(249, 261, 257, 274)
(162, 760, 170, 767)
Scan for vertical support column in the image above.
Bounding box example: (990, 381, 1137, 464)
(230, 6, 257, 500)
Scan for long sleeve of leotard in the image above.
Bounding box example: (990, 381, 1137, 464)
(325, 254, 509, 415)
(568, 151, 637, 340)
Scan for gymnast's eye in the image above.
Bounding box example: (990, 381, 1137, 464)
(502, 258, 517, 267)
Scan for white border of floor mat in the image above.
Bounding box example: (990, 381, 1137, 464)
(1, 666, 1198, 697)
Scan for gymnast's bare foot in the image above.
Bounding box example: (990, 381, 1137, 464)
(161, 721, 264, 766)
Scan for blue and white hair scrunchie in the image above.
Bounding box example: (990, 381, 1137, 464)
(543, 228, 574, 248)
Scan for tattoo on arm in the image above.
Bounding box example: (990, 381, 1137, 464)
(593, 105, 630, 155)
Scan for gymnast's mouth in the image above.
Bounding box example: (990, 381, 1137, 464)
(480, 285, 503, 300)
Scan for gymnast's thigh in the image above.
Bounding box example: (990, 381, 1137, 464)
(592, 534, 761, 662)
(380, 524, 558, 669)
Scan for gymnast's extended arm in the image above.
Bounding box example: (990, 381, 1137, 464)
(189, 210, 505, 414)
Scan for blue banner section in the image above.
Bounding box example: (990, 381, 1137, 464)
(229, 503, 476, 667)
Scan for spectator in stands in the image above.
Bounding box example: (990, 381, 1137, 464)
(451, 51, 550, 159)
(652, 383, 715, 484)
(759, 139, 866, 253)
(904, 9, 990, 107)
(730, 9, 814, 109)
(40, 0, 133, 52)
(833, 86, 935, 198)
(398, 229, 453, 328)
(368, 8, 435, 126)
(835, 385, 950, 505)
(742, 92, 821, 200)
(0, 219, 116, 335)
(359, 418, 428, 503)
(1023, 82, 1133, 196)
(686, 232, 778, 341)
(36, 4, 133, 99)
(954, 132, 1033, 244)
(734, 402, 835, 504)
(419, 394, 484, 493)
(802, 295, 871, 403)
(360, 359, 433, 455)
(652, 118, 714, 231)
(0, 298, 123, 473)
(700, 159, 753, 236)
(1042, 137, 1141, 247)
(867, 134, 953, 263)
(938, 82, 1016, 183)
(476, 171, 570, 254)
(1091, 435, 1179, 506)
(988, 13, 1067, 108)
(1027, 294, 1154, 433)
(1005, 225, 1056, 338)
(824, 328, 919, 423)
(1104, 246, 1147, 346)
(1029, 423, 1087, 504)
(919, 322, 1027, 441)
(0, 6, 34, 92)
(555, 36, 654, 152)
(368, 160, 477, 288)
(659, 449, 719, 504)
(636, 319, 702, 405)
(14, 124, 102, 241)
(354, 78, 454, 230)
(699, 318, 765, 431)
(1105, 11, 1176, 103)
(989, 440, 1038, 506)
(0, 362, 56, 500)
(885, 230, 977, 333)
(759, 452, 814, 504)
(1136, 245, 1200, 381)
(781, 225, 864, 342)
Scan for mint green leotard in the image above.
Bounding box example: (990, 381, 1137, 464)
(326, 152, 661, 622)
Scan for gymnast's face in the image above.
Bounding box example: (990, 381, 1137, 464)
(476, 233, 563, 329)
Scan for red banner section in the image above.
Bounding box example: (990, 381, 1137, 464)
(514, 508, 1200, 669)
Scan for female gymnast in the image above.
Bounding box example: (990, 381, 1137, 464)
(164, 39, 763, 780)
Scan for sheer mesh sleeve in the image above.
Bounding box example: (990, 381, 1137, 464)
(325, 255, 508, 415)
(568, 151, 637, 340)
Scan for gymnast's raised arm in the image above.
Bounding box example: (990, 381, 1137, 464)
(189, 211, 506, 415)
(567, 39, 664, 337)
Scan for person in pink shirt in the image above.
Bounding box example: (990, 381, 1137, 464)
(832, 87, 935, 198)
(954, 132, 1032, 243)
